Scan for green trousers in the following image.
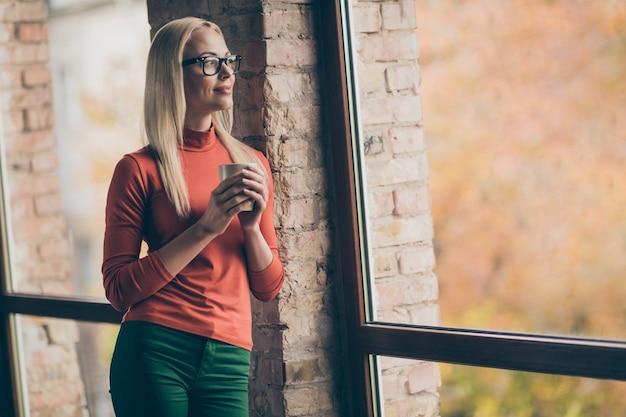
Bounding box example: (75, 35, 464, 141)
(109, 321, 251, 417)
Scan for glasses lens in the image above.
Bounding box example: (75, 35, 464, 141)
(226, 56, 240, 73)
(202, 57, 220, 76)
(199, 56, 240, 76)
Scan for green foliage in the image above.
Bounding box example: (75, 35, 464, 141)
(441, 365, 626, 417)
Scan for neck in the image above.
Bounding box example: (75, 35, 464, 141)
(184, 114, 213, 132)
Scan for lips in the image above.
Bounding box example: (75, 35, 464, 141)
(214, 86, 232, 94)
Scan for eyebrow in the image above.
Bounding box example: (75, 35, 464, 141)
(197, 51, 232, 57)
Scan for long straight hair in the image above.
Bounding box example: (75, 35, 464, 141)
(144, 17, 260, 218)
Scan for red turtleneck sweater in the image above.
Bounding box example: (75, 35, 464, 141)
(102, 127, 285, 350)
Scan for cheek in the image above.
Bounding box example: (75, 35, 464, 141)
(184, 76, 199, 93)
(184, 77, 212, 100)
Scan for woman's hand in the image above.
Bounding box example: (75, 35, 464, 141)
(237, 163, 269, 230)
(196, 163, 267, 236)
(156, 164, 267, 277)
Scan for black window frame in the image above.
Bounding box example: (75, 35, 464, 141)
(318, 1, 626, 416)
(0, 277, 122, 417)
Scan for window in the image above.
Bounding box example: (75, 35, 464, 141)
(0, 1, 148, 415)
(320, 1, 626, 415)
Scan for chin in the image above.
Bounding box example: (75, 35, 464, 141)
(216, 100, 234, 111)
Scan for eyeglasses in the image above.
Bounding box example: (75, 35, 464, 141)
(181, 54, 242, 76)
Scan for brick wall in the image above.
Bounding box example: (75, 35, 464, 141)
(352, 0, 441, 414)
(251, 3, 342, 417)
(0, 1, 86, 416)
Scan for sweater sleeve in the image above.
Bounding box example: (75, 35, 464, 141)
(248, 154, 286, 302)
(102, 154, 173, 312)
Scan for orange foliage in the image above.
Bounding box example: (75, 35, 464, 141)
(419, 0, 626, 339)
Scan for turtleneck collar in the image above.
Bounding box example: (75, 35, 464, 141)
(182, 125, 218, 152)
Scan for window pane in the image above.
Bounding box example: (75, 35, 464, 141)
(438, 363, 626, 417)
(346, 0, 438, 328)
(418, 1, 626, 340)
(1, 1, 148, 298)
(375, 355, 626, 417)
(373, 355, 440, 417)
(348, 0, 626, 340)
(16, 315, 118, 417)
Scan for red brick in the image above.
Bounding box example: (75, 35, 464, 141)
(353, 4, 382, 34)
(389, 125, 424, 154)
(406, 362, 440, 394)
(361, 94, 422, 125)
(392, 187, 421, 215)
(285, 357, 330, 384)
(369, 189, 395, 218)
(1, 2, 49, 22)
(265, 39, 316, 67)
(31, 150, 57, 172)
(376, 274, 439, 312)
(264, 104, 321, 137)
(0, 22, 14, 42)
(374, 251, 398, 278)
(262, 10, 313, 39)
(10, 42, 49, 64)
(276, 167, 325, 197)
(385, 64, 419, 92)
(5, 152, 31, 172)
(277, 196, 317, 229)
(9, 86, 53, 109)
(239, 40, 267, 70)
(0, 68, 21, 89)
(8, 130, 57, 153)
(269, 138, 309, 169)
(382, 0, 417, 31)
(375, 279, 408, 307)
(358, 32, 419, 63)
(22, 66, 51, 86)
(366, 155, 426, 187)
(17, 22, 48, 42)
(9, 171, 60, 198)
(397, 246, 435, 275)
(24, 107, 54, 130)
(381, 373, 399, 399)
(4, 110, 25, 133)
(280, 229, 331, 259)
(12, 215, 66, 240)
(34, 193, 62, 216)
(9, 197, 35, 219)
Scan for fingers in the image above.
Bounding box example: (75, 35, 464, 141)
(213, 172, 259, 210)
(201, 164, 268, 235)
(242, 175, 267, 201)
(212, 184, 252, 215)
(213, 163, 268, 216)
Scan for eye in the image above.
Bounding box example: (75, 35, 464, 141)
(201, 56, 220, 70)
(224, 55, 242, 73)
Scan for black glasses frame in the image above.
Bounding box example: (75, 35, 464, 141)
(181, 54, 242, 76)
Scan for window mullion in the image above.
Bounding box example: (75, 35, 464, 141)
(1, 293, 123, 324)
(0, 310, 19, 417)
(356, 324, 626, 381)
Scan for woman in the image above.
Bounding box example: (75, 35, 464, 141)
(102, 17, 285, 417)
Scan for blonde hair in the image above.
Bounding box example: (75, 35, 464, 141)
(144, 17, 260, 218)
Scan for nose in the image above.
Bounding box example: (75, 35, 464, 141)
(218, 63, 234, 78)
